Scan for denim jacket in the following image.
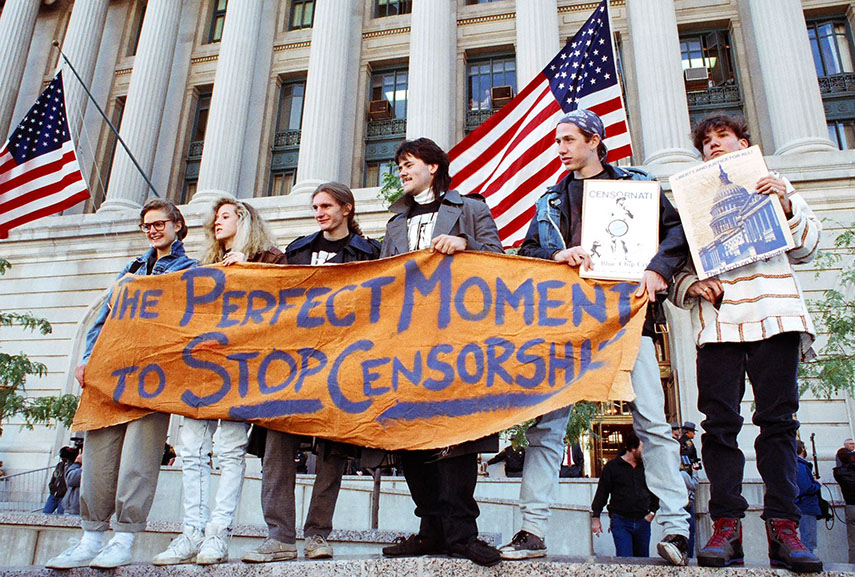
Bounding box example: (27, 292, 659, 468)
(519, 163, 688, 337)
(81, 241, 198, 363)
(521, 164, 655, 257)
(519, 163, 685, 283)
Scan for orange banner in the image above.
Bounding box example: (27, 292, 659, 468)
(73, 251, 646, 450)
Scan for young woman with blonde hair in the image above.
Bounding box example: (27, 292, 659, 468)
(153, 197, 286, 567)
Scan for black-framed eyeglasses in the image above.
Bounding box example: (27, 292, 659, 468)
(139, 220, 172, 233)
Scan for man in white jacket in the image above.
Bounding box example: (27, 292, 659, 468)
(671, 114, 822, 573)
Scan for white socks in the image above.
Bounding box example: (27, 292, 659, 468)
(108, 531, 135, 549)
(80, 531, 104, 552)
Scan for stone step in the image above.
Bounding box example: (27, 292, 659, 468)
(1, 557, 855, 577)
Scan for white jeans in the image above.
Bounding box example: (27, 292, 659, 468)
(179, 418, 249, 533)
(519, 337, 690, 539)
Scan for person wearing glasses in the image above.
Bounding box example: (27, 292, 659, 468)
(46, 199, 197, 570)
(154, 197, 286, 566)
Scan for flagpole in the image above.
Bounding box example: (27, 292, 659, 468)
(51, 40, 161, 199)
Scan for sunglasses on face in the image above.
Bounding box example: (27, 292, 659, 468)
(139, 220, 172, 233)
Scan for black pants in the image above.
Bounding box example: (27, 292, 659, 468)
(697, 332, 801, 521)
(400, 450, 480, 549)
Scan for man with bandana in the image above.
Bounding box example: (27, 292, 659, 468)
(498, 109, 692, 566)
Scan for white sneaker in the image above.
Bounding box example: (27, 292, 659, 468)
(304, 535, 334, 559)
(196, 533, 229, 565)
(152, 528, 204, 566)
(45, 540, 101, 569)
(89, 540, 133, 569)
(241, 538, 297, 563)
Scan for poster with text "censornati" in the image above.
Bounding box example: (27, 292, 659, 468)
(73, 250, 647, 451)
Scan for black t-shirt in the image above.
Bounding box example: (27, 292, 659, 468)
(407, 197, 442, 218)
(310, 232, 353, 264)
(566, 169, 607, 248)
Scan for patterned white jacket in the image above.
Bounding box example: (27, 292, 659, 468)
(670, 177, 821, 360)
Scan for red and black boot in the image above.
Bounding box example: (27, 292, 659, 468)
(766, 518, 823, 573)
(697, 517, 744, 567)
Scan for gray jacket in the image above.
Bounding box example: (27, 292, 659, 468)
(61, 462, 82, 515)
(380, 189, 503, 457)
(380, 189, 504, 257)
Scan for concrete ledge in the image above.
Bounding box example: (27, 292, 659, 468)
(0, 512, 499, 566)
(1, 557, 855, 577)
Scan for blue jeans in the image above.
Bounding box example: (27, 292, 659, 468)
(799, 513, 818, 552)
(518, 337, 689, 539)
(687, 503, 696, 558)
(610, 513, 651, 557)
(43, 493, 64, 514)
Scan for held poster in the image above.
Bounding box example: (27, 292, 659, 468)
(669, 146, 794, 280)
(580, 179, 660, 281)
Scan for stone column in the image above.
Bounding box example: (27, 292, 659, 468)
(191, 0, 263, 204)
(626, 0, 697, 166)
(0, 0, 40, 139)
(291, 0, 363, 195)
(515, 0, 559, 86)
(405, 0, 456, 150)
(60, 0, 110, 137)
(99, 0, 182, 212)
(743, 0, 836, 155)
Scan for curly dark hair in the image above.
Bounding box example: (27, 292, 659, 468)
(691, 114, 750, 155)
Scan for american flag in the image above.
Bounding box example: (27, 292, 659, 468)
(449, 0, 631, 247)
(0, 71, 89, 239)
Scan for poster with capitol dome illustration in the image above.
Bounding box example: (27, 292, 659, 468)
(669, 146, 795, 280)
(580, 179, 661, 281)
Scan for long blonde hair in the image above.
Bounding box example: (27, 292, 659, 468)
(200, 197, 278, 265)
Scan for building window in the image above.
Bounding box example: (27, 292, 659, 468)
(808, 18, 855, 150)
(269, 170, 297, 196)
(183, 90, 212, 204)
(289, 0, 314, 30)
(828, 120, 855, 149)
(208, 0, 228, 43)
(465, 0, 507, 4)
(679, 29, 742, 125)
(808, 19, 855, 76)
(364, 161, 398, 189)
(365, 67, 408, 187)
(375, 0, 411, 18)
(269, 81, 305, 196)
(466, 53, 515, 132)
(370, 68, 408, 120)
(127, 1, 147, 56)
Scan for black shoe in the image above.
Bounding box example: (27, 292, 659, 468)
(657, 534, 688, 566)
(450, 536, 501, 567)
(382, 534, 442, 557)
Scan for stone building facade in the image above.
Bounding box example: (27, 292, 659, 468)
(0, 0, 853, 480)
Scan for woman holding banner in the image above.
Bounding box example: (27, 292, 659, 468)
(242, 182, 381, 563)
(47, 200, 197, 570)
(153, 197, 286, 566)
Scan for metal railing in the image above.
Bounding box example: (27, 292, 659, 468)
(818, 72, 855, 96)
(0, 466, 52, 512)
(686, 84, 742, 107)
(465, 108, 496, 133)
(366, 118, 406, 140)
